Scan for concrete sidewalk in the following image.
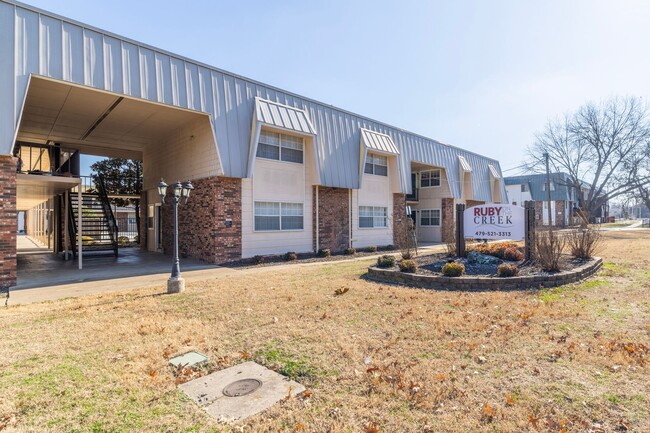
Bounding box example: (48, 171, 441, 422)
(8, 243, 447, 306)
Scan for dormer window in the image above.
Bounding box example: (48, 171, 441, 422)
(364, 153, 388, 176)
(542, 182, 555, 191)
(256, 130, 304, 164)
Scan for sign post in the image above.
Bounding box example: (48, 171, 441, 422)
(524, 201, 536, 261)
(455, 204, 466, 257)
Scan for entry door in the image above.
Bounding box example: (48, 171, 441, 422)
(147, 204, 163, 252)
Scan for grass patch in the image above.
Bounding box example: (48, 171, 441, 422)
(0, 231, 649, 432)
(256, 342, 319, 383)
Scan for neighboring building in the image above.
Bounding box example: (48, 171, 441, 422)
(0, 0, 506, 288)
(504, 172, 608, 226)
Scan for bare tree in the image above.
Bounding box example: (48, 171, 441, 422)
(528, 97, 650, 221)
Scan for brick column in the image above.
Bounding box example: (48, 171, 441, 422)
(555, 200, 565, 227)
(315, 187, 350, 253)
(441, 198, 455, 243)
(0, 155, 17, 289)
(534, 201, 543, 226)
(392, 193, 406, 247)
(162, 176, 242, 263)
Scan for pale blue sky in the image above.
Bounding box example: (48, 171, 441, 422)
(27, 0, 650, 174)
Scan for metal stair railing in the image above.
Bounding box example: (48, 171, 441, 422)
(94, 174, 119, 256)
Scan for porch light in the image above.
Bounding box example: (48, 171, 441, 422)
(172, 181, 183, 198)
(181, 180, 194, 204)
(157, 179, 168, 203)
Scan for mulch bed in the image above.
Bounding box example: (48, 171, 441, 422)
(414, 253, 589, 277)
(219, 246, 397, 269)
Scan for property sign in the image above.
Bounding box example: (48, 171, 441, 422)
(463, 204, 525, 240)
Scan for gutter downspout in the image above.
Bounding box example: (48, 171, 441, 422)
(315, 186, 319, 251)
(349, 189, 353, 249)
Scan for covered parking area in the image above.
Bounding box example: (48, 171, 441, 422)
(9, 75, 221, 289)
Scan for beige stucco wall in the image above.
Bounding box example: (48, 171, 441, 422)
(142, 116, 220, 191)
(241, 135, 318, 258)
(351, 155, 400, 248)
(412, 167, 452, 243)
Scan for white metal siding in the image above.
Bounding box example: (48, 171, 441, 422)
(0, 0, 506, 201)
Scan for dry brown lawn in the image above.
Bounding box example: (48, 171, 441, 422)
(1, 231, 649, 433)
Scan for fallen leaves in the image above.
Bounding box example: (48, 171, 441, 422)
(334, 287, 349, 296)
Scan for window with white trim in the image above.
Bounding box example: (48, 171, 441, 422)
(364, 153, 388, 176)
(420, 209, 441, 226)
(420, 170, 441, 187)
(521, 184, 529, 192)
(254, 201, 304, 231)
(256, 130, 304, 163)
(542, 182, 555, 191)
(359, 206, 388, 228)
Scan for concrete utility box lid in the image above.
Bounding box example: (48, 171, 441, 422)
(169, 351, 209, 368)
(178, 361, 306, 423)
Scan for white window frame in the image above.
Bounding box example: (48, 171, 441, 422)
(254, 201, 304, 232)
(420, 169, 441, 188)
(542, 182, 555, 192)
(256, 130, 305, 164)
(419, 209, 441, 227)
(358, 206, 388, 229)
(521, 184, 529, 192)
(364, 153, 388, 176)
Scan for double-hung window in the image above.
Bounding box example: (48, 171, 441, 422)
(254, 202, 304, 231)
(420, 170, 441, 187)
(364, 153, 388, 176)
(256, 131, 304, 163)
(521, 184, 529, 192)
(359, 206, 388, 228)
(420, 209, 441, 226)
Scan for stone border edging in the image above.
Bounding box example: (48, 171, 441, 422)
(367, 257, 603, 291)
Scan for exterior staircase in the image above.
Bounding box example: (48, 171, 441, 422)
(68, 175, 119, 257)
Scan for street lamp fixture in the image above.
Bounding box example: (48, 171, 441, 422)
(159, 178, 193, 294)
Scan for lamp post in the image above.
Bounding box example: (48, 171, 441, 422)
(158, 178, 194, 293)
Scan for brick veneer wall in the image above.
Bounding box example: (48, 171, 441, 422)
(315, 186, 349, 252)
(392, 193, 407, 247)
(441, 198, 455, 243)
(534, 200, 567, 227)
(162, 176, 241, 263)
(0, 156, 17, 289)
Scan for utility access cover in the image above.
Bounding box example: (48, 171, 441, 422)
(169, 351, 209, 368)
(178, 361, 305, 423)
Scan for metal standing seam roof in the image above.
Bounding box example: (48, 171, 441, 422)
(488, 164, 501, 179)
(360, 128, 399, 155)
(504, 173, 575, 201)
(255, 97, 316, 135)
(458, 156, 472, 172)
(0, 0, 507, 201)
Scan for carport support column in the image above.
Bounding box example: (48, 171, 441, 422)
(0, 156, 17, 291)
(77, 188, 82, 270)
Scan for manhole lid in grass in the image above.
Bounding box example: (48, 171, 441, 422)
(178, 361, 305, 423)
(169, 351, 209, 368)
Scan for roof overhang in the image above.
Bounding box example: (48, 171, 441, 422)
(16, 173, 80, 211)
(360, 128, 399, 156)
(458, 155, 472, 172)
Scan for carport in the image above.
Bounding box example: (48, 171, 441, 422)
(12, 75, 220, 286)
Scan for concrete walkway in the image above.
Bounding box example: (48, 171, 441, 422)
(8, 242, 447, 306)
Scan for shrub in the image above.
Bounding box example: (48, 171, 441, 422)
(117, 236, 130, 246)
(399, 259, 418, 273)
(503, 246, 524, 261)
(472, 241, 522, 260)
(344, 247, 356, 255)
(497, 263, 519, 277)
(566, 228, 602, 259)
(376, 255, 396, 268)
(365, 245, 378, 253)
(401, 251, 413, 260)
(284, 251, 298, 261)
(253, 255, 265, 265)
(441, 261, 465, 277)
(81, 235, 94, 246)
(317, 248, 331, 258)
(535, 231, 565, 272)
